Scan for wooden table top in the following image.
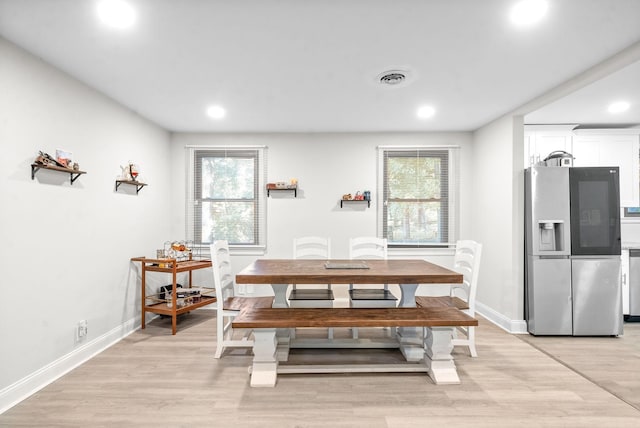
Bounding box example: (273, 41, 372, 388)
(235, 259, 462, 284)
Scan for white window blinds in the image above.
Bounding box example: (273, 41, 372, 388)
(186, 146, 267, 248)
(377, 146, 459, 247)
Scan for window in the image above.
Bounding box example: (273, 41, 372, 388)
(377, 147, 459, 247)
(187, 147, 267, 248)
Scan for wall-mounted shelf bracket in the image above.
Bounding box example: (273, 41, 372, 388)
(267, 187, 297, 197)
(116, 180, 147, 194)
(31, 163, 86, 185)
(340, 199, 370, 208)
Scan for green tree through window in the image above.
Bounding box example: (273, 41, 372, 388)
(193, 149, 262, 245)
(382, 150, 450, 246)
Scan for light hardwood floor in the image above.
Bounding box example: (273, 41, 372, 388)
(1, 312, 639, 427)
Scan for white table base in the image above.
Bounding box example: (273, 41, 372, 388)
(396, 283, 426, 361)
(271, 283, 290, 308)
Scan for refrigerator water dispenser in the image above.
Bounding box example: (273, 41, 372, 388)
(538, 220, 564, 252)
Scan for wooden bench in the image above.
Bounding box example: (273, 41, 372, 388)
(415, 295, 469, 310)
(223, 296, 274, 312)
(233, 307, 476, 328)
(232, 307, 478, 387)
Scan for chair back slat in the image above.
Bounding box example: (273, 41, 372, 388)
(210, 240, 235, 309)
(349, 237, 387, 260)
(292, 237, 331, 291)
(294, 236, 331, 259)
(451, 240, 482, 315)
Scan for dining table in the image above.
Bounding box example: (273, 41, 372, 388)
(235, 258, 469, 383)
(235, 258, 462, 306)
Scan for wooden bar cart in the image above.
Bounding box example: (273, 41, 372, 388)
(131, 256, 214, 335)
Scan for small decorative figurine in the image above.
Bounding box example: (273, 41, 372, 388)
(128, 162, 139, 181)
(120, 161, 141, 181)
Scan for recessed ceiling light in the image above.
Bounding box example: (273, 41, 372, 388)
(608, 101, 630, 114)
(510, 0, 548, 26)
(206, 105, 226, 120)
(416, 105, 436, 119)
(97, 0, 136, 29)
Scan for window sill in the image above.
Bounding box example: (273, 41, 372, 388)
(198, 244, 266, 258)
(388, 246, 455, 258)
(230, 245, 267, 256)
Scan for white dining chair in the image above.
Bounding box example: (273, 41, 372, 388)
(288, 236, 334, 338)
(210, 240, 273, 358)
(449, 240, 482, 357)
(419, 240, 482, 357)
(348, 236, 397, 338)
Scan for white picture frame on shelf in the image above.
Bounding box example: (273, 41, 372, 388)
(55, 148, 73, 168)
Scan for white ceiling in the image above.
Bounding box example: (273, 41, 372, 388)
(525, 59, 640, 126)
(1, 0, 640, 133)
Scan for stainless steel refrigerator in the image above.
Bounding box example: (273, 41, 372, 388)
(525, 166, 623, 336)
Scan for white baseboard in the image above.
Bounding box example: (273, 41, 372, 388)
(475, 301, 528, 334)
(0, 317, 139, 414)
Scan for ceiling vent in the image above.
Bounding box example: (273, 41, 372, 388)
(376, 69, 413, 87)
(379, 72, 406, 85)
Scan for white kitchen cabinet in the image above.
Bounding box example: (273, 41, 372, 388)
(572, 129, 640, 207)
(524, 125, 575, 167)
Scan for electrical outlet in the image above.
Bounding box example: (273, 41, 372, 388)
(76, 320, 88, 341)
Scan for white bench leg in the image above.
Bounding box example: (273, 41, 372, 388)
(250, 329, 278, 387)
(423, 327, 460, 385)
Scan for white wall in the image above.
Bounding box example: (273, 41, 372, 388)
(471, 115, 526, 332)
(169, 132, 475, 299)
(0, 38, 172, 408)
